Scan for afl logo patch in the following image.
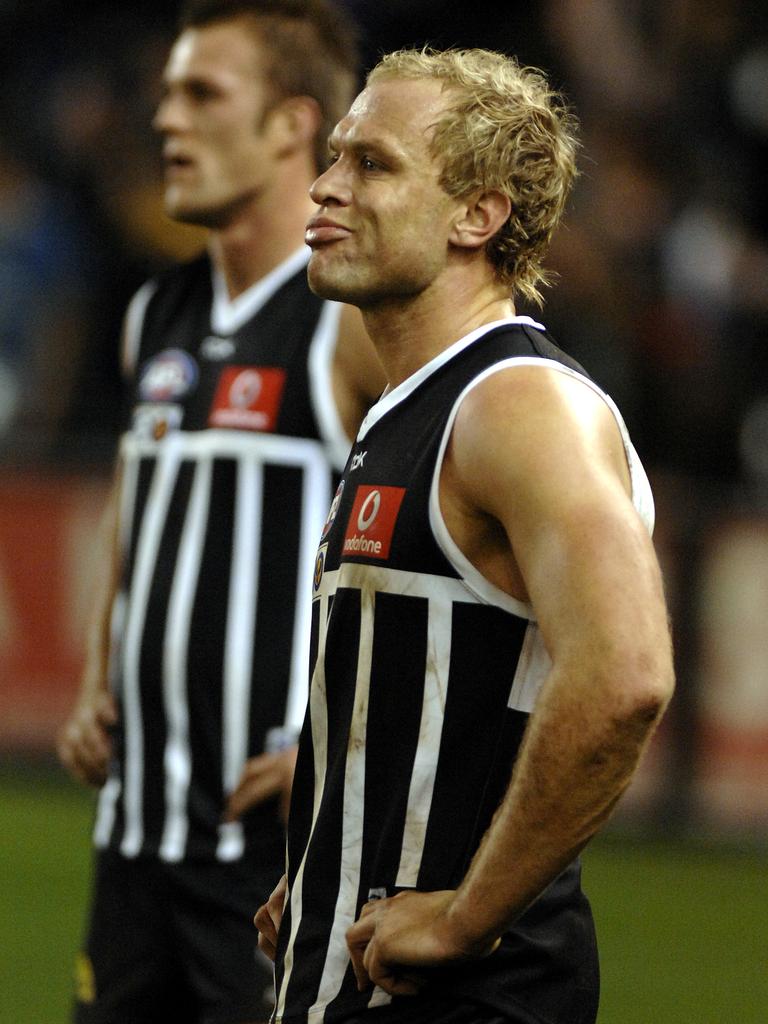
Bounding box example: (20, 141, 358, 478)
(342, 484, 406, 560)
(139, 349, 198, 401)
(209, 366, 286, 431)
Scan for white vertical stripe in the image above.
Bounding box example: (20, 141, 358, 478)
(394, 596, 452, 888)
(159, 456, 213, 862)
(508, 621, 552, 713)
(275, 587, 333, 1022)
(216, 454, 262, 862)
(120, 445, 182, 858)
(307, 584, 375, 1017)
(93, 777, 121, 848)
(284, 447, 331, 736)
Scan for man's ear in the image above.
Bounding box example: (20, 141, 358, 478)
(450, 191, 512, 251)
(264, 95, 321, 156)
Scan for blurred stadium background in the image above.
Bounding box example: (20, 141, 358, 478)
(1, 1, 766, 1021)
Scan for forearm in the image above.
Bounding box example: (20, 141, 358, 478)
(448, 662, 670, 951)
(78, 479, 122, 698)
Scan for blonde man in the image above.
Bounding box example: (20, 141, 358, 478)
(256, 47, 674, 1024)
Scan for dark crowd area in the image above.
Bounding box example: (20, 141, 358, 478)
(1, 0, 767, 829)
(1, 0, 766, 488)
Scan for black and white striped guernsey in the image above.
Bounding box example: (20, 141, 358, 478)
(94, 247, 350, 864)
(274, 317, 654, 1023)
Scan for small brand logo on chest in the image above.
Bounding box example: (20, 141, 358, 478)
(208, 366, 286, 431)
(199, 335, 236, 360)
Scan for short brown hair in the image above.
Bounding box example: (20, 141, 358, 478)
(368, 48, 580, 306)
(180, 0, 359, 173)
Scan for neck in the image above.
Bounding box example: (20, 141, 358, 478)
(362, 267, 517, 389)
(208, 168, 317, 299)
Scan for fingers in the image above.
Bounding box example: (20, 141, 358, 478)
(347, 905, 426, 996)
(347, 908, 378, 991)
(57, 707, 114, 787)
(225, 755, 279, 821)
(254, 875, 288, 963)
(94, 692, 118, 728)
(254, 902, 278, 961)
(224, 750, 295, 821)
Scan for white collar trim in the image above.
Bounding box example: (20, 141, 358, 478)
(210, 245, 311, 336)
(357, 316, 545, 440)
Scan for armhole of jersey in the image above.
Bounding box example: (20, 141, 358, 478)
(428, 356, 655, 621)
(308, 300, 351, 473)
(120, 280, 158, 380)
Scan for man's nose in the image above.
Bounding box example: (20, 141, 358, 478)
(310, 160, 351, 207)
(153, 92, 185, 135)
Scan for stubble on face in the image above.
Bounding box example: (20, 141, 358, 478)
(306, 78, 459, 310)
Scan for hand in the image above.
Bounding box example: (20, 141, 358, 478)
(224, 747, 297, 823)
(346, 890, 500, 997)
(57, 691, 118, 787)
(254, 874, 288, 961)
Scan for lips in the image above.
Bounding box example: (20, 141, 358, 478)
(305, 217, 352, 246)
(163, 149, 196, 176)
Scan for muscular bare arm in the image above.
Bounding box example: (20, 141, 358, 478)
(347, 365, 674, 992)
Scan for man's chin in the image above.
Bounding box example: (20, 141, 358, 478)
(307, 260, 362, 305)
(163, 194, 222, 230)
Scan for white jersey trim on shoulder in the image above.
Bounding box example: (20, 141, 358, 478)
(210, 245, 311, 336)
(121, 280, 158, 379)
(428, 352, 655, 623)
(308, 300, 352, 472)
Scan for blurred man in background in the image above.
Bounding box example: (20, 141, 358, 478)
(256, 46, 674, 1023)
(57, 1, 382, 1021)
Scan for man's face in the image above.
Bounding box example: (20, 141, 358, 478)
(305, 77, 461, 307)
(154, 21, 277, 227)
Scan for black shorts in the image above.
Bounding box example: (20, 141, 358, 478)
(342, 992, 563, 1024)
(343, 996, 526, 1024)
(73, 848, 279, 1024)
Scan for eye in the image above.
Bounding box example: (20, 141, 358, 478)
(186, 80, 219, 103)
(360, 155, 380, 172)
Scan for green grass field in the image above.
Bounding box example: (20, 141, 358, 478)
(1, 762, 765, 1023)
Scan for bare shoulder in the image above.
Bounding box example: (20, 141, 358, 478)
(450, 362, 632, 515)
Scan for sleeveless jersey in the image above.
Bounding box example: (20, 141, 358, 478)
(94, 247, 351, 864)
(274, 317, 654, 1024)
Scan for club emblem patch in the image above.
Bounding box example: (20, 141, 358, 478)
(132, 403, 183, 440)
(314, 544, 328, 592)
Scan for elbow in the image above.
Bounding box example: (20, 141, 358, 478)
(617, 659, 675, 732)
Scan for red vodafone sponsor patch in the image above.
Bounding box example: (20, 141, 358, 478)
(209, 367, 286, 431)
(342, 485, 405, 560)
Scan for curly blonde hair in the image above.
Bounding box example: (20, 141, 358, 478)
(367, 48, 580, 306)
